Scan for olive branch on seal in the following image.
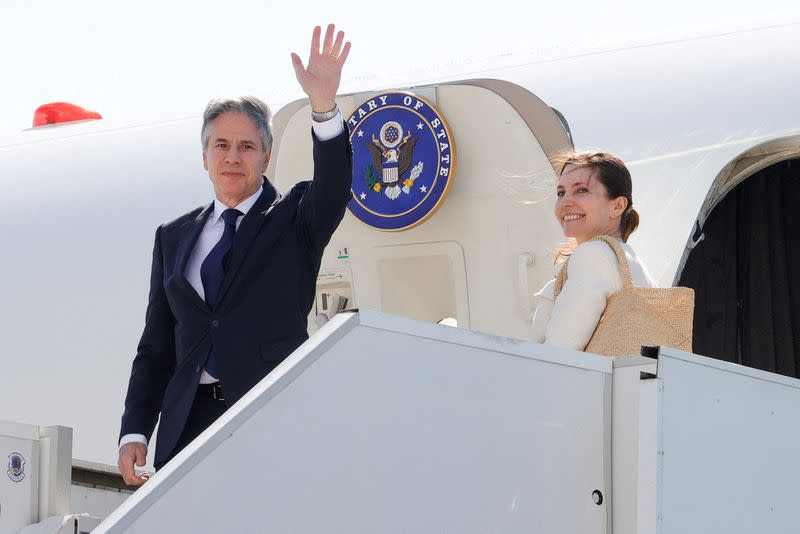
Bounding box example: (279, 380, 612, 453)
(364, 164, 380, 188)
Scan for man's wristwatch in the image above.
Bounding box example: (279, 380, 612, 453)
(311, 105, 340, 123)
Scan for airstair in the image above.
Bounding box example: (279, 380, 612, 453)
(84, 310, 800, 533)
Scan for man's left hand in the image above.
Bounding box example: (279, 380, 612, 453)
(291, 24, 351, 113)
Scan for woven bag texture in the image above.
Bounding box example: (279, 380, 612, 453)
(554, 236, 694, 356)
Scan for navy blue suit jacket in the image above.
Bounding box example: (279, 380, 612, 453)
(120, 127, 353, 466)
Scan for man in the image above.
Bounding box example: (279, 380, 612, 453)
(117, 24, 353, 485)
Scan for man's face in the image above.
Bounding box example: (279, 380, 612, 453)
(203, 111, 270, 207)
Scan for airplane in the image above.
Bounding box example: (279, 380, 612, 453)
(1, 18, 799, 532)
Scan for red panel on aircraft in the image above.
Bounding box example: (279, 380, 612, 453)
(32, 102, 102, 127)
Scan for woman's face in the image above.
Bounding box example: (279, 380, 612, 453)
(555, 164, 627, 243)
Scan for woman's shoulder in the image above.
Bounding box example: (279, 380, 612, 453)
(558, 240, 622, 292)
(572, 238, 656, 288)
(569, 240, 619, 271)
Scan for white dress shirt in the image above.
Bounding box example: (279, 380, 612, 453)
(120, 111, 344, 450)
(529, 239, 656, 351)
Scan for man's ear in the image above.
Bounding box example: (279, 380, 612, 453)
(262, 149, 272, 173)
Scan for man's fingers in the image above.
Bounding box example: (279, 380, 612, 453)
(290, 53, 305, 78)
(291, 52, 304, 68)
(118, 443, 148, 486)
(118, 456, 133, 481)
(339, 41, 352, 65)
(332, 30, 344, 57)
(135, 446, 146, 467)
(309, 25, 321, 60)
(119, 455, 143, 486)
(322, 23, 335, 56)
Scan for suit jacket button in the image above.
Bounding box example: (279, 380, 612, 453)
(211, 319, 220, 327)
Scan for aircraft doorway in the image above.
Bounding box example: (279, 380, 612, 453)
(679, 158, 800, 378)
(269, 79, 573, 339)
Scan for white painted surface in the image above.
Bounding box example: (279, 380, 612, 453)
(37, 427, 72, 521)
(655, 349, 800, 533)
(275, 83, 565, 341)
(0, 421, 40, 532)
(637, 378, 661, 534)
(69, 460, 133, 524)
(610, 357, 658, 534)
(70, 485, 130, 522)
(97, 311, 612, 533)
(18, 514, 102, 534)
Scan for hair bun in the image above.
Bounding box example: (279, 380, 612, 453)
(623, 207, 640, 241)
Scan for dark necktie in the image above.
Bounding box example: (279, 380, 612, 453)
(200, 208, 242, 379)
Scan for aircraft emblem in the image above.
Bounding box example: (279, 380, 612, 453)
(346, 91, 456, 231)
(7, 452, 25, 482)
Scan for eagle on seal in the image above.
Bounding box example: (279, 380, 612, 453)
(366, 130, 419, 200)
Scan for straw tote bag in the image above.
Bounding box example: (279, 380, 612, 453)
(553, 236, 695, 356)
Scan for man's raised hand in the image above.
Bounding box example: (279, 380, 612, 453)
(291, 24, 351, 113)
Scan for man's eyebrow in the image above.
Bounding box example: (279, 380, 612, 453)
(211, 137, 259, 147)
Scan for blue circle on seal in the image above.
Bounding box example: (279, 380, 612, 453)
(346, 92, 456, 231)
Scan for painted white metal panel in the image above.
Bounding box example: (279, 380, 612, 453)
(610, 356, 658, 534)
(0, 420, 40, 532)
(70, 485, 130, 521)
(637, 377, 661, 534)
(97, 311, 612, 533)
(655, 349, 800, 533)
(37, 426, 72, 520)
(70, 460, 134, 521)
(18, 514, 102, 534)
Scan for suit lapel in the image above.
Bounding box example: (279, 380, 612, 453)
(216, 179, 281, 305)
(175, 202, 214, 312)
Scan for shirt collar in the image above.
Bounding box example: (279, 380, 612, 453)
(211, 185, 263, 224)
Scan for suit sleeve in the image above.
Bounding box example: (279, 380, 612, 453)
(297, 122, 354, 251)
(119, 225, 176, 442)
(544, 242, 622, 351)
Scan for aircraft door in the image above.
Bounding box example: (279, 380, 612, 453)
(271, 80, 573, 339)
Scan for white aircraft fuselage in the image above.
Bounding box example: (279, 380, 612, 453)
(0, 22, 797, 468)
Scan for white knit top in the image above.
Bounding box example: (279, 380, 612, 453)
(530, 239, 656, 351)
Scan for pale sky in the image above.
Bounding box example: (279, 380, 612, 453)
(3, 0, 798, 136)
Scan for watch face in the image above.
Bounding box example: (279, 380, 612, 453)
(346, 91, 456, 231)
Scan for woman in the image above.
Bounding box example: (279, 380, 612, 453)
(530, 151, 656, 351)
